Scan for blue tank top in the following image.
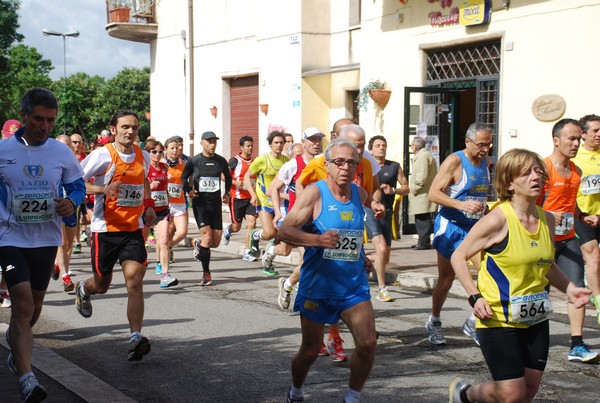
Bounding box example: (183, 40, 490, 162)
(438, 150, 489, 228)
(298, 180, 369, 299)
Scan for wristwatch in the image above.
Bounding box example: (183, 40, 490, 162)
(468, 293, 483, 308)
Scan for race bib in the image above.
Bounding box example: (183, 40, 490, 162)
(197, 176, 219, 192)
(168, 183, 183, 199)
(510, 291, 552, 325)
(464, 196, 487, 220)
(554, 212, 574, 236)
(14, 192, 55, 223)
(581, 174, 600, 195)
(117, 184, 143, 207)
(151, 190, 169, 207)
(323, 229, 363, 262)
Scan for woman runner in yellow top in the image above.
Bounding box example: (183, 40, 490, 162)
(449, 148, 591, 403)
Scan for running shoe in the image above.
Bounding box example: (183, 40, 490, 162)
(462, 320, 480, 346)
(262, 241, 276, 271)
(248, 229, 260, 255)
(73, 243, 82, 254)
(75, 280, 92, 318)
(376, 287, 394, 302)
(319, 342, 329, 356)
(1, 291, 11, 308)
(128, 335, 151, 361)
(285, 387, 304, 403)
(448, 378, 471, 403)
(426, 318, 446, 345)
(19, 374, 47, 403)
(155, 263, 163, 275)
(200, 274, 214, 286)
(80, 230, 88, 243)
(222, 224, 231, 245)
(326, 337, 348, 362)
(192, 237, 201, 262)
(160, 273, 179, 288)
(62, 274, 74, 293)
(262, 266, 279, 276)
(243, 249, 258, 262)
(278, 277, 291, 310)
(51, 263, 60, 281)
(568, 344, 599, 362)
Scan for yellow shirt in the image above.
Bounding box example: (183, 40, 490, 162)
(248, 153, 289, 208)
(572, 146, 600, 215)
(477, 202, 554, 329)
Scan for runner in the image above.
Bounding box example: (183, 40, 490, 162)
(0, 88, 85, 401)
(222, 135, 258, 261)
(144, 139, 178, 288)
(366, 135, 409, 302)
(572, 114, 600, 323)
(426, 122, 492, 346)
(164, 136, 189, 264)
(76, 110, 156, 362)
(537, 118, 598, 362)
(243, 130, 290, 275)
(181, 131, 232, 286)
(449, 148, 591, 403)
(279, 138, 385, 403)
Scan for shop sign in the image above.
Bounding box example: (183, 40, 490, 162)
(459, 0, 491, 26)
(429, 7, 459, 26)
(531, 94, 566, 122)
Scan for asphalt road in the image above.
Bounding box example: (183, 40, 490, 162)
(1, 244, 600, 402)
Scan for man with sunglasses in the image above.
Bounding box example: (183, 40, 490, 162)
(279, 139, 385, 403)
(426, 122, 492, 346)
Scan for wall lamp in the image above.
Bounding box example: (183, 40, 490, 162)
(259, 104, 269, 116)
(210, 106, 218, 118)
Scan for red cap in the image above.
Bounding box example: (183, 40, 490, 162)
(98, 136, 112, 145)
(2, 120, 21, 138)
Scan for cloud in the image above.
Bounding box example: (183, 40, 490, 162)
(17, 0, 149, 80)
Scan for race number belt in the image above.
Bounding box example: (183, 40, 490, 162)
(197, 176, 219, 192)
(14, 191, 55, 223)
(510, 291, 552, 325)
(151, 190, 169, 207)
(323, 228, 363, 262)
(117, 184, 143, 207)
(167, 183, 183, 199)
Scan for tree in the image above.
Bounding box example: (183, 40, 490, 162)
(0, 44, 52, 123)
(94, 67, 151, 140)
(0, 0, 23, 72)
(51, 72, 105, 140)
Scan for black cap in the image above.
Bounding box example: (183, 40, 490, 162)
(201, 131, 219, 140)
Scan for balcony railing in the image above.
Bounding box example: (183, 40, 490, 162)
(105, 0, 157, 43)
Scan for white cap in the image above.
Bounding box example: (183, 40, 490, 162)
(303, 127, 325, 139)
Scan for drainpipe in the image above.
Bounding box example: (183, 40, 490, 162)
(187, 0, 195, 156)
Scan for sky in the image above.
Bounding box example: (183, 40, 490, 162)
(17, 0, 150, 80)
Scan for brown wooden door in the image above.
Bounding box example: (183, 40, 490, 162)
(230, 75, 259, 159)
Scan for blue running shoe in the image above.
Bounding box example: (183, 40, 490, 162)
(568, 344, 599, 363)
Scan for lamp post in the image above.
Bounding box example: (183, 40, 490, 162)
(42, 28, 79, 134)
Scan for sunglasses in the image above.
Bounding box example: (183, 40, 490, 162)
(150, 150, 164, 155)
(72, 140, 81, 144)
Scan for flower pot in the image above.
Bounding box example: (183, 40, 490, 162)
(110, 7, 131, 23)
(369, 89, 392, 110)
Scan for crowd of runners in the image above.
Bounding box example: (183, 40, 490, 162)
(2, 87, 600, 402)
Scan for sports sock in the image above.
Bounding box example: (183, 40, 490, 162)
(460, 384, 472, 403)
(571, 335, 583, 348)
(223, 223, 230, 236)
(19, 371, 35, 384)
(290, 385, 304, 399)
(253, 229, 263, 241)
(329, 324, 340, 339)
(344, 388, 361, 403)
(130, 331, 141, 343)
(429, 314, 441, 323)
(283, 278, 293, 291)
(199, 245, 211, 273)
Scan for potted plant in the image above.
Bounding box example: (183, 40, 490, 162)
(357, 80, 392, 111)
(107, 0, 131, 23)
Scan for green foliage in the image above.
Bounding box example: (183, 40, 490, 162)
(356, 79, 389, 112)
(0, 0, 23, 71)
(0, 44, 52, 123)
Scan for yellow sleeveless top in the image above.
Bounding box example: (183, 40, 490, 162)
(477, 201, 555, 329)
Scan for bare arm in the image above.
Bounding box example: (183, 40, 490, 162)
(429, 154, 484, 215)
(278, 185, 339, 248)
(243, 168, 258, 206)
